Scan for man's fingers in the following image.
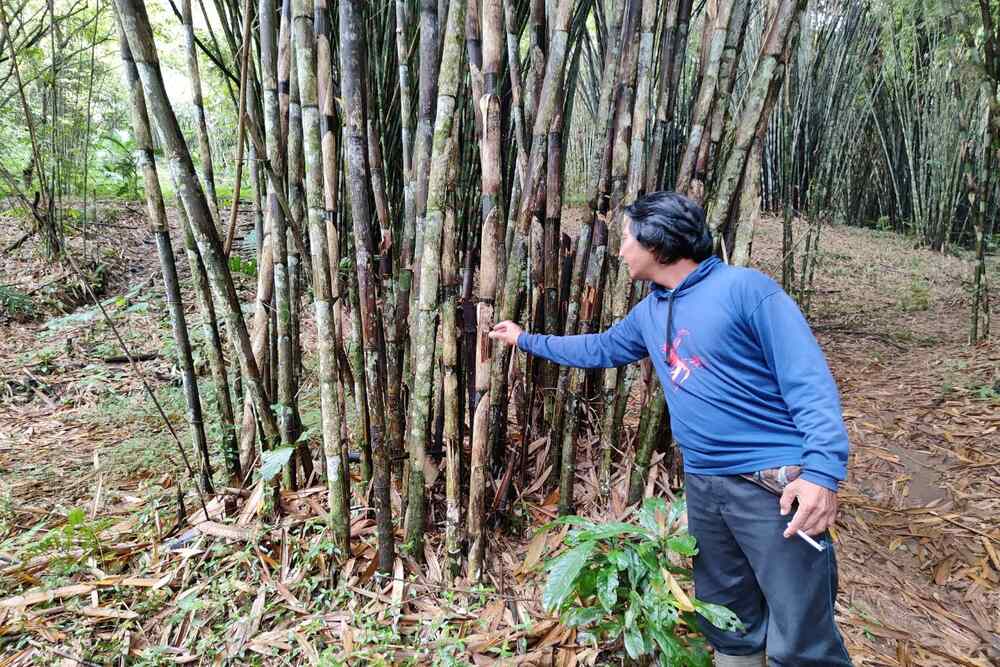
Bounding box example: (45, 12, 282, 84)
(779, 484, 796, 516)
(783, 504, 814, 538)
(798, 510, 827, 537)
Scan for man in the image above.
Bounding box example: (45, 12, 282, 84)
(489, 191, 852, 666)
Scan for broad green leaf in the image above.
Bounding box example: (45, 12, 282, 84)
(607, 548, 629, 571)
(597, 618, 624, 640)
(573, 522, 650, 542)
(562, 606, 604, 628)
(666, 533, 698, 557)
(596, 566, 619, 612)
(624, 590, 642, 629)
(575, 564, 601, 599)
(638, 497, 668, 535)
(542, 541, 595, 613)
(260, 447, 294, 482)
(694, 600, 744, 632)
(538, 515, 594, 537)
(635, 542, 663, 578)
(643, 583, 679, 629)
(649, 626, 683, 663)
(624, 546, 648, 589)
(623, 625, 645, 660)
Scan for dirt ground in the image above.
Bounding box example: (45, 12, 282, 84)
(0, 205, 998, 665)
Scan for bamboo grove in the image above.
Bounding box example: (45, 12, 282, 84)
(16, 0, 992, 581)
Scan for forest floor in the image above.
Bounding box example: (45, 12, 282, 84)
(0, 203, 998, 666)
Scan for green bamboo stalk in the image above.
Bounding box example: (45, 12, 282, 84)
(707, 0, 806, 239)
(496, 0, 573, 513)
(441, 197, 463, 583)
(627, 381, 667, 504)
(116, 24, 215, 495)
(597, 0, 656, 500)
(547, 0, 625, 488)
(181, 0, 222, 228)
(115, 0, 282, 455)
(405, 0, 467, 557)
(410, 0, 442, 337)
(292, 0, 350, 552)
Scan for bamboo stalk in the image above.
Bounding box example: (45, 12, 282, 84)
(405, 0, 467, 557)
(115, 0, 282, 457)
(597, 0, 655, 501)
(181, 0, 222, 227)
(340, 0, 394, 573)
(292, 0, 350, 552)
(116, 23, 214, 495)
(467, 0, 504, 582)
(707, 0, 806, 239)
(441, 158, 463, 582)
(627, 381, 666, 504)
(675, 0, 736, 201)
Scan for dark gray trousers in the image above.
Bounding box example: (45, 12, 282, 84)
(685, 473, 853, 666)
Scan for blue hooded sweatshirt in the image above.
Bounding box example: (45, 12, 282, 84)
(517, 256, 849, 491)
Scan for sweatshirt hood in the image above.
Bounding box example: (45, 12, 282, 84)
(651, 256, 722, 299)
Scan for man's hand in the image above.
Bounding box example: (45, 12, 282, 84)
(780, 478, 838, 538)
(488, 320, 523, 347)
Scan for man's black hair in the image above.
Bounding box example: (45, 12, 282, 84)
(623, 191, 713, 264)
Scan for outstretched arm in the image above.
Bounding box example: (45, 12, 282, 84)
(489, 307, 648, 368)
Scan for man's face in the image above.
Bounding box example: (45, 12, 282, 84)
(619, 217, 658, 281)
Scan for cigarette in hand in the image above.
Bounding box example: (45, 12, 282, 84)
(795, 529, 825, 552)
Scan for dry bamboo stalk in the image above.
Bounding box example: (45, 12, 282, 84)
(467, 0, 503, 582)
(676, 0, 736, 201)
(340, 0, 394, 572)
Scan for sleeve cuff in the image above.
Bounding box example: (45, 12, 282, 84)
(800, 469, 841, 492)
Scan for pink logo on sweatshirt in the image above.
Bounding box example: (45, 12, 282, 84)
(662, 329, 703, 388)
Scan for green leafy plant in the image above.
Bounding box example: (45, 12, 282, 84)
(540, 497, 742, 666)
(0, 284, 36, 321)
(228, 254, 258, 278)
(99, 134, 141, 200)
(26, 508, 111, 573)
